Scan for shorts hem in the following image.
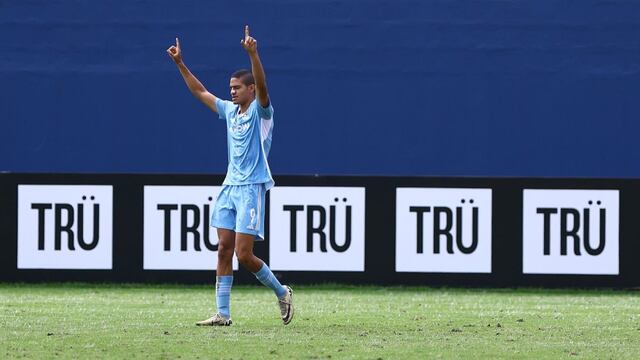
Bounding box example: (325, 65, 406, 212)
(235, 230, 265, 241)
(211, 223, 235, 231)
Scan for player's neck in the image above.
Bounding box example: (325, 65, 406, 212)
(238, 97, 255, 114)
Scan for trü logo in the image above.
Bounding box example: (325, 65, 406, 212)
(396, 188, 492, 273)
(144, 186, 238, 270)
(269, 187, 365, 271)
(522, 189, 619, 275)
(17, 185, 113, 269)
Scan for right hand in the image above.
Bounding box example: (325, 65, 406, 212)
(166, 38, 182, 64)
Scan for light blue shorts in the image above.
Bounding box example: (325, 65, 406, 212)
(210, 184, 266, 240)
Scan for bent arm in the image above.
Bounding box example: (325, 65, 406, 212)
(175, 61, 218, 113)
(167, 38, 218, 113)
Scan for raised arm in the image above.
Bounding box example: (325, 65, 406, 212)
(167, 38, 219, 113)
(241, 26, 270, 108)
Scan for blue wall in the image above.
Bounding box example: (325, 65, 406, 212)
(2, 1, 640, 177)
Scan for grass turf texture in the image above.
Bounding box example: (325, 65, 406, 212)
(1, 284, 638, 359)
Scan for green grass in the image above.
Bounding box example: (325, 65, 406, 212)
(1, 283, 639, 359)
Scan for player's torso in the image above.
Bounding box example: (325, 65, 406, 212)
(227, 100, 266, 174)
(226, 101, 262, 164)
(221, 99, 274, 188)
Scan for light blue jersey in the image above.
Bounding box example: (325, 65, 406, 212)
(215, 98, 275, 190)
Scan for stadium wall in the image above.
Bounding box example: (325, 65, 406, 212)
(2, 1, 640, 177)
(1, 173, 639, 287)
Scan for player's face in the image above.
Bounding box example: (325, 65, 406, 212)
(229, 78, 254, 105)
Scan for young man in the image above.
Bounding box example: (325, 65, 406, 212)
(166, 26, 293, 326)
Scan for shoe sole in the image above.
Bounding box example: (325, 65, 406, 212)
(196, 319, 232, 326)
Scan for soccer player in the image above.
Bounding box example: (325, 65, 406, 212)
(166, 26, 294, 326)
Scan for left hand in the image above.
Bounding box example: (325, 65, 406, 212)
(240, 25, 257, 53)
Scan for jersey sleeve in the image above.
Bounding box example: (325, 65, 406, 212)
(215, 98, 232, 120)
(257, 100, 274, 120)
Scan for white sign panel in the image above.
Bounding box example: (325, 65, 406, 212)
(523, 189, 619, 275)
(144, 186, 238, 270)
(396, 188, 492, 273)
(269, 187, 365, 271)
(18, 185, 113, 269)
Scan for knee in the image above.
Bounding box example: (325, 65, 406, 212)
(235, 249, 253, 266)
(217, 243, 234, 261)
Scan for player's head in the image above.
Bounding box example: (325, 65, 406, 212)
(229, 69, 255, 105)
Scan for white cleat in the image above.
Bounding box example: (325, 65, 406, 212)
(196, 313, 232, 326)
(278, 285, 294, 325)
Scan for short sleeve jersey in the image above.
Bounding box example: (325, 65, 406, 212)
(215, 98, 275, 190)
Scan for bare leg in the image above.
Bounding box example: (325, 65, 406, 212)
(216, 228, 236, 276)
(234, 232, 263, 273)
(195, 228, 236, 325)
(234, 232, 294, 324)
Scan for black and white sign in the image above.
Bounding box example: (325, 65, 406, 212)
(396, 188, 492, 273)
(522, 189, 619, 275)
(143, 186, 238, 270)
(269, 187, 366, 271)
(4, 174, 638, 287)
(17, 185, 113, 269)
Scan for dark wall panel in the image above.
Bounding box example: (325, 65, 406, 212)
(2, 1, 640, 176)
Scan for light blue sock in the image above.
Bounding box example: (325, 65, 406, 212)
(254, 263, 287, 298)
(215, 276, 233, 318)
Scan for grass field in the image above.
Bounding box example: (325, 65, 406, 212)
(1, 283, 638, 359)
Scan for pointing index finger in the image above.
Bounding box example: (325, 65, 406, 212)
(245, 25, 250, 39)
(176, 37, 180, 48)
